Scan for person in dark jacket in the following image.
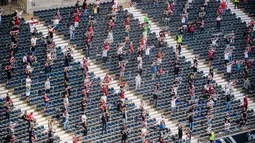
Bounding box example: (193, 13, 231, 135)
(101, 112, 108, 134)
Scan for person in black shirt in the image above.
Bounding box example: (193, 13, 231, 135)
(225, 93, 231, 111)
(241, 108, 247, 130)
(121, 125, 128, 143)
(82, 121, 87, 136)
(174, 61, 180, 76)
(45, 63, 51, 78)
(178, 124, 183, 142)
(188, 73, 194, 88)
(153, 90, 158, 108)
(188, 113, 193, 131)
(101, 112, 108, 134)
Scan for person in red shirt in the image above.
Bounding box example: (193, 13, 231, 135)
(120, 89, 125, 105)
(15, 17, 20, 26)
(88, 25, 94, 36)
(220, 0, 226, 13)
(104, 74, 111, 83)
(87, 33, 92, 49)
(101, 84, 109, 96)
(189, 24, 194, 37)
(108, 19, 115, 30)
(119, 63, 127, 81)
(74, 10, 81, 28)
(140, 37, 146, 50)
(208, 48, 215, 66)
(125, 17, 130, 32)
(217, 6, 223, 16)
(129, 41, 134, 60)
(43, 93, 49, 113)
(243, 95, 248, 111)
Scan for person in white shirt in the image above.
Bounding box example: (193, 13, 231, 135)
(45, 78, 51, 94)
(63, 94, 69, 110)
(171, 97, 177, 113)
(100, 95, 107, 104)
(135, 74, 141, 89)
(140, 99, 145, 111)
(81, 113, 87, 123)
(224, 52, 229, 65)
(23, 54, 28, 64)
(30, 35, 37, 46)
(69, 24, 75, 40)
(26, 63, 33, 75)
(16, 9, 24, 19)
(226, 63, 232, 82)
(224, 120, 230, 135)
(26, 75, 32, 89)
(145, 47, 151, 62)
(102, 47, 109, 63)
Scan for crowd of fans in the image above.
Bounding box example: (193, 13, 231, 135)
(1, 0, 255, 142)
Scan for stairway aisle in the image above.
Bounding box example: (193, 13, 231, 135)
(127, 6, 255, 142)
(227, 0, 253, 26)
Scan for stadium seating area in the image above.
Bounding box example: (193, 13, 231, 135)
(0, 0, 255, 142)
(238, 0, 255, 18)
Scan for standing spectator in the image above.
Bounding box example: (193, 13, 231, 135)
(101, 112, 108, 134)
(74, 11, 81, 28)
(93, 5, 98, 17)
(82, 0, 89, 16)
(121, 125, 129, 143)
(82, 120, 88, 136)
(241, 107, 247, 130)
(44, 63, 51, 78)
(224, 119, 230, 135)
(45, 78, 51, 94)
(244, 78, 250, 94)
(5, 102, 11, 122)
(63, 110, 69, 130)
(153, 0, 159, 7)
(26, 75, 32, 89)
(48, 118, 55, 140)
(221, 0, 226, 13)
(43, 93, 49, 113)
(178, 124, 183, 142)
(234, 0, 239, 9)
(243, 95, 248, 111)
(151, 62, 157, 79)
(226, 63, 232, 82)
(188, 113, 193, 130)
(122, 106, 128, 124)
(144, 13, 149, 24)
(209, 130, 215, 143)
(63, 94, 69, 110)
(69, 24, 75, 40)
(26, 86, 31, 103)
(119, 63, 127, 81)
(75, 0, 80, 8)
(193, 56, 198, 74)
(135, 74, 141, 90)
(171, 97, 177, 114)
(153, 88, 158, 108)
(216, 16, 221, 31)
(225, 92, 231, 111)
